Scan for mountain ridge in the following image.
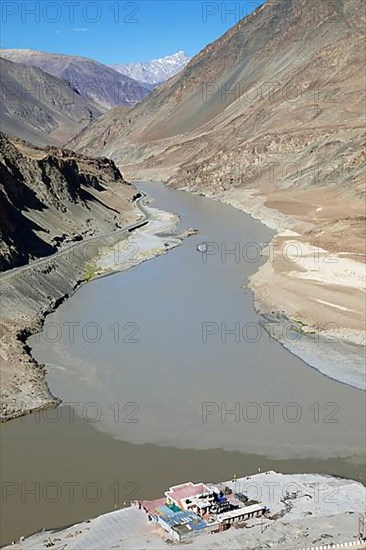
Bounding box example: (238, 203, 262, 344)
(0, 57, 102, 146)
(0, 48, 152, 111)
(69, 0, 364, 193)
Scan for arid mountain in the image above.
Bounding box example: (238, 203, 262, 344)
(0, 132, 137, 271)
(0, 49, 152, 111)
(111, 51, 191, 86)
(0, 57, 101, 146)
(70, 0, 365, 190)
(70, 0, 365, 352)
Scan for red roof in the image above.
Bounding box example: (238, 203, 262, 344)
(166, 482, 209, 502)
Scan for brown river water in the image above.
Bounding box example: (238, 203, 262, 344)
(1, 182, 365, 546)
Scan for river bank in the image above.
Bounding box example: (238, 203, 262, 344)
(2, 176, 363, 420)
(162, 177, 365, 391)
(6, 471, 366, 549)
(0, 195, 191, 421)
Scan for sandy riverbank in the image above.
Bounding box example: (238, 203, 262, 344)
(0, 196, 193, 421)
(225, 187, 365, 390)
(6, 471, 366, 550)
(161, 176, 365, 391)
(94, 204, 196, 278)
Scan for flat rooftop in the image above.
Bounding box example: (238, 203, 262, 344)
(166, 482, 209, 502)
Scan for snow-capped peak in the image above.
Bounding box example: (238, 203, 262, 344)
(111, 51, 191, 86)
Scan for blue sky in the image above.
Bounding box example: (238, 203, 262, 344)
(1, 1, 264, 64)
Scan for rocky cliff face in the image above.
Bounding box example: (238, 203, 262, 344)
(0, 133, 137, 271)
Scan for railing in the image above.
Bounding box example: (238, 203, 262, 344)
(299, 540, 366, 550)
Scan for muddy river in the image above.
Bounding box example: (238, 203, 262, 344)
(1, 182, 364, 545)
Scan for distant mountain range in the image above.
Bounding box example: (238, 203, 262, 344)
(0, 48, 190, 145)
(0, 49, 152, 111)
(0, 57, 101, 146)
(111, 51, 191, 85)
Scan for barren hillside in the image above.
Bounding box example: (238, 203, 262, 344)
(0, 49, 152, 111)
(0, 58, 102, 146)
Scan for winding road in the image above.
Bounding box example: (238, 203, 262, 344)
(0, 192, 150, 283)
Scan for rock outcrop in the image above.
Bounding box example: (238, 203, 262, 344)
(0, 133, 136, 271)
